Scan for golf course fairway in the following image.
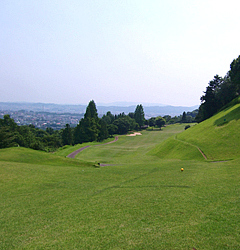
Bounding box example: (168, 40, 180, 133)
(1, 104, 240, 249)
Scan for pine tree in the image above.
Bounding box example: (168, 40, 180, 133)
(134, 104, 145, 128)
(74, 100, 100, 143)
(62, 124, 73, 145)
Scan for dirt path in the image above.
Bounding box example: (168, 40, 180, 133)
(174, 136, 207, 160)
(67, 146, 91, 159)
(197, 147, 207, 160)
(67, 136, 119, 159)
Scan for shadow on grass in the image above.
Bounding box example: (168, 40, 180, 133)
(214, 106, 240, 126)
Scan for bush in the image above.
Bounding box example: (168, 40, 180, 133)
(146, 126, 154, 131)
(185, 125, 191, 130)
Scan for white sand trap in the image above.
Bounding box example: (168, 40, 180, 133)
(127, 132, 142, 136)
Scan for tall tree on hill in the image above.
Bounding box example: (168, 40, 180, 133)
(62, 124, 73, 145)
(74, 118, 86, 144)
(196, 75, 223, 122)
(134, 104, 145, 128)
(196, 55, 240, 123)
(229, 55, 240, 94)
(84, 100, 99, 121)
(0, 115, 21, 148)
(74, 100, 100, 144)
(181, 112, 187, 123)
(217, 74, 236, 107)
(98, 119, 109, 141)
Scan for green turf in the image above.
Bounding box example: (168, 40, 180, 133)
(73, 124, 186, 165)
(150, 98, 240, 161)
(0, 147, 91, 167)
(54, 137, 118, 157)
(0, 117, 239, 249)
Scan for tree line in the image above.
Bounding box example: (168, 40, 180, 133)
(0, 102, 147, 150)
(0, 114, 61, 151)
(63, 101, 197, 146)
(64, 101, 147, 145)
(196, 55, 240, 122)
(1, 100, 194, 151)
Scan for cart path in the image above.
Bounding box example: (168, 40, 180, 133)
(174, 136, 207, 160)
(67, 136, 119, 159)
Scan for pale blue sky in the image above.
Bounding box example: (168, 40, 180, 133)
(0, 0, 239, 106)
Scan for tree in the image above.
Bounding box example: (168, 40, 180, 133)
(163, 115, 171, 123)
(113, 117, 130, 134)
(102, 111, 115, 124)
(62, 124, 73, 145)
(196, 56, 240, 122)
(0, 114, 17, 129)
(155, 116, 166, 129)
(107, 124, 118, 136)
(134, 104, 145, 128)
(0, 115, 22, 148)
(148, 117, 156, 127)
(196, 75, 222, 122)
(128, 112, 135, 119)
(46, 127, 54, 135)
(217, 74, 236, 107)
(74, 119, 86, 144)
(229, 55, 240, 94)
(74, 100, 100, 144)
(0, 115, 61, 151)
(181, 112, 187, 123)
(84, 100, 99, 121)
(98, 119, 109, 141)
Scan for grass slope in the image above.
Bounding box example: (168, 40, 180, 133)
(0, 147, 91, 167)
(0, 123, 239, 249)
(151, 98, 240, 161)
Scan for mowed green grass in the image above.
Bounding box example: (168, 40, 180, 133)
(74, 124, 186, 165)
(177, 98, 240, 161)
(0, 124, 240, 249)
(151, 98, 240, 161)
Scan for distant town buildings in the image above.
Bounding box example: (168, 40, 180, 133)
(0, 110, 83, 130)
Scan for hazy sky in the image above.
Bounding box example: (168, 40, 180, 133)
(1, 0, 239, 106)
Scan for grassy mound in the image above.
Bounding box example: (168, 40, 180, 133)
(149, 136, 205, 161)
(0, 147, 91, 167)
(150, 97, 240, 161)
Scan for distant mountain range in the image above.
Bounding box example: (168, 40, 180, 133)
(97, 102, 167, 107)
(0, 102, 199, 118)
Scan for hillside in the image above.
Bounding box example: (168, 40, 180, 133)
(150, 97, 240, 161)
(1, 124, 240, 248)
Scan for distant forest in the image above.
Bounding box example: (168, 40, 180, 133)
(1, 55, 239, 151)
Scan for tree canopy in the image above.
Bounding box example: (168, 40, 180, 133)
(155, 116, 166, 129)
(0, 115, 62, 151)
(196, 55, 240, 122)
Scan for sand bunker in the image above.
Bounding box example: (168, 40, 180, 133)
(127, 132, 142, 136)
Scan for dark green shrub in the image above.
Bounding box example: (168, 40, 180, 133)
(185, 125, 191, 130)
